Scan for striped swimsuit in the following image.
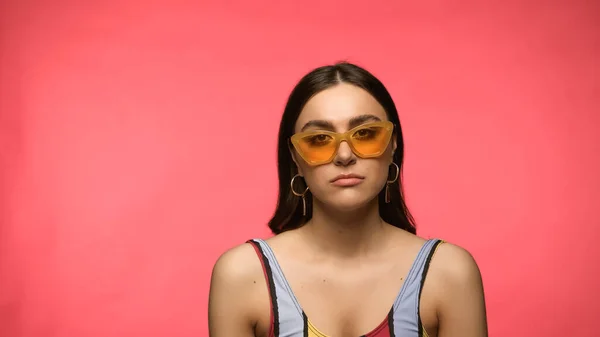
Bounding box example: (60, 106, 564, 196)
(247, 238, 443, 337)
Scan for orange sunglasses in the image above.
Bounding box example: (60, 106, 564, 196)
(290, 121, 394, 166)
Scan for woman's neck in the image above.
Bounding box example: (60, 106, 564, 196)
(301, 199, 391, 259)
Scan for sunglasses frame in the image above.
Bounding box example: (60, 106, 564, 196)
(290, 120, 395, 166)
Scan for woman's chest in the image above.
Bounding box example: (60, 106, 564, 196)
(254, 261, 438, 337)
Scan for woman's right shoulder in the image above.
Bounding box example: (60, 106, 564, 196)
(210, 240, 265, 286)
(209, 241, 273, 335)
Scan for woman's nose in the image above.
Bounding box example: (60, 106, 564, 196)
(333, 141, 357, 166)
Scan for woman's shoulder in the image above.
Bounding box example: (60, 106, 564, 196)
(427, 239, 482, 282)
(415, 236, 485, 309)
(417, 237, 488, 333)
(210, 240, 266, 286)
(211, 232, 294, 273)
(209, 240, 274, 334)
(395, 230, 482, 285)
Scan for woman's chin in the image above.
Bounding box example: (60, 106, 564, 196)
(320, 195, 378, 213)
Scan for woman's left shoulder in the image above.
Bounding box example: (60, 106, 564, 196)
(394, 230, 484, 283)
(428, 240, 482, 282)
(420, 239, 489, 334)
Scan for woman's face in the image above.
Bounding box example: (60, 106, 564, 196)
(291, 83, 396, 212)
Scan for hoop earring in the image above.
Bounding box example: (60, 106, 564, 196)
(385, 162, 399, 204)
(291, 174, 309, 216)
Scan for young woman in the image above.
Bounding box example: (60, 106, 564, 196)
(208, 62, 488, 337)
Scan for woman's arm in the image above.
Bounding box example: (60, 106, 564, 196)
(435, 243, 488, 337)
(208, 244, 260, 337)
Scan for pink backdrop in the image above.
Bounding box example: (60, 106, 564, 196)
(1, 1, 599, 336)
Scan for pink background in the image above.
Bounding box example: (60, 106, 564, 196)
(1, 1, 599, 336)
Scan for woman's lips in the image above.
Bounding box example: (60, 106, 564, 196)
(330, 174, 365, 187)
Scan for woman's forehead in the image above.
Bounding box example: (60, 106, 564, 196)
(295, 84, 387, 132)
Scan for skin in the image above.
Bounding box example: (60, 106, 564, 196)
(208, 83, 488, 337)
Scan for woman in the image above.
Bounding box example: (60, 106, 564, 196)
(208, 62, 488, 337)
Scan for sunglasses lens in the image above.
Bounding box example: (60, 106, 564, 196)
(292, 122, 393, 165)
(351, 125, 391, 156)
(295, 133, 336, 164)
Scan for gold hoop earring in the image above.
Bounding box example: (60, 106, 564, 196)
(385, 162, 399, 204)
(291, 174, 309, 216)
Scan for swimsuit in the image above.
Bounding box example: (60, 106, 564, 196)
(247, 238, 443, 337)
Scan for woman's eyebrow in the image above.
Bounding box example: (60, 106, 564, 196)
(300, 114, 382, 132)
(348, 114, 382, 128)
(300, 119, 335, 132)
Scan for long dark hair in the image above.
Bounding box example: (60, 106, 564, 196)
(267, 62, 417, 235)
